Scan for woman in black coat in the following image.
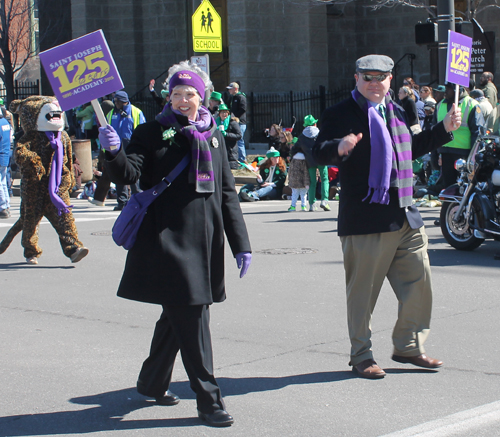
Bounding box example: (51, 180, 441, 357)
(215, 103, 241, 169)
(100, 62, 251, 428)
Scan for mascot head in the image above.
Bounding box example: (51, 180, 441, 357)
(10, 96, 65, 132)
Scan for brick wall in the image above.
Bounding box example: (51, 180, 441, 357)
(62, 0, 500, 97)
(227, 0, 329, 92)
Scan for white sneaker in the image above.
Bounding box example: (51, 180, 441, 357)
(70, 247, 89, 263)
(89, 198, 105, 207)
(26, 257, 38, 264)
(309, 203, 317, 212)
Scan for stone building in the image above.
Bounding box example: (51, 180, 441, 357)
(39, 0, 498, 96)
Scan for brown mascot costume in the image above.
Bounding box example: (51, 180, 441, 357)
(0, 96, 88, 264)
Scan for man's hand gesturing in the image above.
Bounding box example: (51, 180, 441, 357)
(338, 133, 363, 157)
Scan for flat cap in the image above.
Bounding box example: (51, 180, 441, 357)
(356, 55, 394, 73)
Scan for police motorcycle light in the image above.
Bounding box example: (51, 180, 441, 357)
(454, 158, 466, 172)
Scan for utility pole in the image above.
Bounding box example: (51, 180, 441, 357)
(437, 0, 455, 84)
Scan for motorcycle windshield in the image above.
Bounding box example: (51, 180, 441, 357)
(466, 138, 483, 174)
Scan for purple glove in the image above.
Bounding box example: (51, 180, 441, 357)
(98, 125, 121, 154)
(236, 252, 252, 278)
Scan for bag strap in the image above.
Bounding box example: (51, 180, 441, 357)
(162, 153, 191, 187)
(148, 153, 191, 197)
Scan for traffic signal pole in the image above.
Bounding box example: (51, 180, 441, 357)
(437, 0, 455, 84)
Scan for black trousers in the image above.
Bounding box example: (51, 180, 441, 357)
(137, 304, 224, 414)
(115, 182, 141, 206)
(94, 150, 111, 202)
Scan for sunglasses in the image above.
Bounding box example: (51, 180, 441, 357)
(361, 74, 390, 82)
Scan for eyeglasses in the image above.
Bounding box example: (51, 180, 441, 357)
(361, 74, 390, 82)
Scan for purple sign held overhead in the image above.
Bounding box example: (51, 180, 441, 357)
(39, 30, 123, 111)
(446, 30, 473, 88)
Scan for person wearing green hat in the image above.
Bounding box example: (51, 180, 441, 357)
(432, 85, 446, 104)
(239, 147, 287, 201)
(292, 114, 330, 211)
(215, 103, 241, 169)
(208, 91, 224, 116)
(303, 114, 318, 127)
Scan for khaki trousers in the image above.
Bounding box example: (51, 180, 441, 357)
(340, 220, 432, 366)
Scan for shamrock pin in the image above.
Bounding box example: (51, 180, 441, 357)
(162, 127, 176, 141)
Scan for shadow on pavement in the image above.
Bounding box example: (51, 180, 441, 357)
(0, 372, 353, 435)
(0, 263, 74, 271)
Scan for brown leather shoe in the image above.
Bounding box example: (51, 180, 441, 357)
(352, 359, 386, 379)
(392, 354, 443, 369)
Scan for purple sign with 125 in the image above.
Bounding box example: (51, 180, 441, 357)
(446, 30, 473, 88)
(39, 30, 123, 111)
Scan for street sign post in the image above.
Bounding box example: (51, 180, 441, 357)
(190, 55, 210, 75)
(192, 0, 222, 53)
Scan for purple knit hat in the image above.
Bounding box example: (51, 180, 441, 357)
(168, 70, 206, 99)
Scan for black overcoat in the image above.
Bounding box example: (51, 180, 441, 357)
(313, 96, 454, 236)
(105, 117, 251, 306)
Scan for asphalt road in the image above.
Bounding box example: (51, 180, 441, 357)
(1, 195, 499, 436)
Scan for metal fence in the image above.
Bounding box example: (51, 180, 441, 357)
(129, 91, 162, 124)
(0, 80, 40, 102)
(129, 84, 354, 144)
(248, 84, 353, 143)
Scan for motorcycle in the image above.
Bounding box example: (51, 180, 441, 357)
(439, 133, 500, 251)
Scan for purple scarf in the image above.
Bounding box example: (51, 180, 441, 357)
(156, 104, 216, 193)
(45, 131, 72, 215)
(351, 89, 414, 208)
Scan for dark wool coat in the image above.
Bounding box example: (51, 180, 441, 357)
(313, 96, 454, 236)
(105, 117, 251, 306)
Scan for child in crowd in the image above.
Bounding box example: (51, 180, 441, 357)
(287, 144, 309, 211)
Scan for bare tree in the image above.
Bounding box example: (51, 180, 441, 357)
(0, 0, 37, 103)
(309, 0, 500, 19)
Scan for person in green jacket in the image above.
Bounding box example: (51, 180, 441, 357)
(75, 103, 98, 149)
(433, 83, 485, 188)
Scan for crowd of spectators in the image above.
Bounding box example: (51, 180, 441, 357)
(2, 69, 499, 214)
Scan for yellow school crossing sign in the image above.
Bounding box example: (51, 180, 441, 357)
(192, 0, 222, 53)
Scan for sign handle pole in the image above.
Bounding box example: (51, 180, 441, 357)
(91, 98, 117, 150)
(454, 84, 460, 129)
(91, 99, 107, 127)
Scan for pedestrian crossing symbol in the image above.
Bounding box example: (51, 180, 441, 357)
(192, 0, 222, 53)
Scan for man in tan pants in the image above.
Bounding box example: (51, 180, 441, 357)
(313, 54, 462, 378)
